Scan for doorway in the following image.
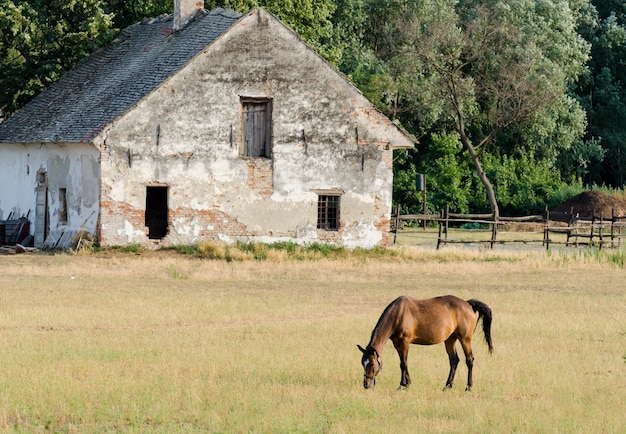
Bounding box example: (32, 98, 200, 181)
(145, 186, 168, 239)
(34, 170, 48, 247)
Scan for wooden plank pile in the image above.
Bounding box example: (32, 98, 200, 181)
(0, 244, 38, 255)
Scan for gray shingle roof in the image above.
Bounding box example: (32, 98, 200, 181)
(0, 8, 243, 143)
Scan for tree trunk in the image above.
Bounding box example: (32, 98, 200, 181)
(447, 76, 500, 220)
(458, 129, 500, 220)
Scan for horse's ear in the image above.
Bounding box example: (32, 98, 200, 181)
(357, 344, 366, 354)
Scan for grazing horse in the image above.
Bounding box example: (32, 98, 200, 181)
(358, 295, 493, 391)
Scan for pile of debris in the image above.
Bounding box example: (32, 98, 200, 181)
(1, 213, 36, 255)
(553, 190, 626, 220)
(0, 244, 37, 255)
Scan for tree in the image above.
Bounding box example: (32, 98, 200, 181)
(1, 1, 340, 117)
(0, 0, 115, 115)
(573, 0, 626, 186)
(104, 0, 173, 28)
(204, 0, 339, 61)
(384, 0, 591, 219)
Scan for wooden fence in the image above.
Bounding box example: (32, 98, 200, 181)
(391, 205, 626, 249)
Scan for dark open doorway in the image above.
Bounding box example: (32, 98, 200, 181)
(145, 186, 168, 239)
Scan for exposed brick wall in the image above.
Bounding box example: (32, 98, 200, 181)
(375, 219, 390, 246)
(316, 227, 343, 244)
(99, 199, 146, 245)
(374, 193, 390, 246)
(170, 207, 248, 238)
(246, 159, 273, 196)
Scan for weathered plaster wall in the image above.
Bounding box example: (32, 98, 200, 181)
(95, 9, 413, 248)
(0, 143, 100, 241)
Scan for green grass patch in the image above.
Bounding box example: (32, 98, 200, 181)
(110, 239, 626, 269)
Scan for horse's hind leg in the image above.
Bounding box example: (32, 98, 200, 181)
(444, 336, 460, 390)
(460, 337, 475, 391)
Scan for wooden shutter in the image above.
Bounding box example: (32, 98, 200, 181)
(243, 100, 272, 158)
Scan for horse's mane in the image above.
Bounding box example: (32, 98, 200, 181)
(369, 296, 403, 346)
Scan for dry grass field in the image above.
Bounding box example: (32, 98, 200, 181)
(1, 245, 625, 433)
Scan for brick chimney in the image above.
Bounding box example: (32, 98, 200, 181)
(173, 0, 204, 31)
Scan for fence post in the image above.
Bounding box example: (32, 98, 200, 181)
(490, 213, 498, 249)
(611, 208, 615, 248)
(567, 206, 575, 246)
(392, 204, 400, 244)
(590, 210, 595, 247)
(599, 212, 604, 249)
(613, 209, 622, 247)
(437, 209, 444, 250)
(543, 205, 550, 250)
(445, 204, 450, 241)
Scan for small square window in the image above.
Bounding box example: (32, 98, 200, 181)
(317, 195, 340, 230)
(242, 98, 272, 158)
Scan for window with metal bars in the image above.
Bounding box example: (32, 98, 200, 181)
(317, 195, 340, 230)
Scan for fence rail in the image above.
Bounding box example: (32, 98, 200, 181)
(391, 205, 626, 249)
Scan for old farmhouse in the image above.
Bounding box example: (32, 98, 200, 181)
(0, 2, 415, 249)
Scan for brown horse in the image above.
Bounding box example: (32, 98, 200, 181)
(358, 295, 493, 391)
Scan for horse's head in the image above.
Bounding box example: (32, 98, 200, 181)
(357, 345, 382, 389)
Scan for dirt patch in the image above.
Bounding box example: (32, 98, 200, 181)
(553, 191, 626, 220)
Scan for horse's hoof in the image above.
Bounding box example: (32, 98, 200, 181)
(442, 385, 453, 392)
(465, 386, 472, 392)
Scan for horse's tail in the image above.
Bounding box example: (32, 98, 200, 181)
(467, 299, 493, 354)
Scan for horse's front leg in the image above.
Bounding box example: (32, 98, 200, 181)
(392, 339, 411, 388)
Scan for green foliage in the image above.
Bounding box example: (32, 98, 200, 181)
(0, 0, 339, 115)
(349, 0, 594, 218)
(0, 0, 116, 114)
(122, 244, 143, 253)
(168, 244, 198, 255)
(208, 0, 339, 62)
(479, 152, 569, 215)
(106, 243, 142, 253)
(572, 0, 626, 187)
(383, 0, 613, 215)
(165, 241, 355, 260)
(547, 182, 586, 210)
(265, 240, 298, 254)
(303, 241, 344, 256)
(556, 137, 606, 181)
(105, 0, 173, 28)
(392, 149, 422, 215)
(395, 131, 588, 216)
(395, 132, 474, 215)
(395, 131, 593, 216)
(4, 0, 626, 215)
(422, 132, 473, 214)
